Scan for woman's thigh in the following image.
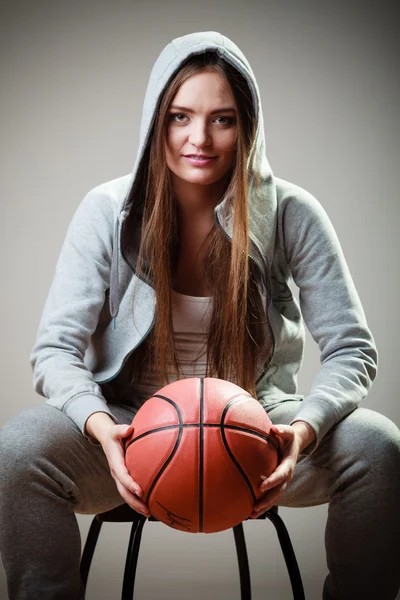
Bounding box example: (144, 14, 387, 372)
(264, 401, 400, 507)
(0, 402, 138, 515)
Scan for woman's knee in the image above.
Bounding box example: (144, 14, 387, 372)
(0, 405, 120, 515)
(343, 407, 399, 446)
(332, 407, 400, 477)
(0, 404, 82, 480)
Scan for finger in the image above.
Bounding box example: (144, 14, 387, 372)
(119, 424, 135, 440)
(107, 446, 143, 497)
(269, 425, 295, 458)
(255, 481, 287, 510)
(112, 424, 134, 441)
(259, 462, 293, 492)
(270, 424, 293, 438)
(112, 460, 143, 497)
(115, 480, 150, 517)
(252, 482, 288, 517)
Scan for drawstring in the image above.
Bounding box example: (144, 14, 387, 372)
(109, 209, 128, 327)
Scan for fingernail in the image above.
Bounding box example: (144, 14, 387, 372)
(260, 475, 267, 481)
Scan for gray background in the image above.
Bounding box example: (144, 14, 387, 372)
(1, 0, 399, 598)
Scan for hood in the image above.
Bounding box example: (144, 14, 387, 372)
(110, 31, 277, 320)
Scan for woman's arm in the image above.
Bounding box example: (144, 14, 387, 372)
(252, 184, 377, 514)
(30, 185, 119, 437)
(280, 183, 378, 452)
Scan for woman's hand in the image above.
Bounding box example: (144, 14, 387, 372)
(85, 413, 151, 517)
(250, 420, 316, 518)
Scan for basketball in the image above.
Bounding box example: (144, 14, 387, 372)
(124, 377, 279, 534)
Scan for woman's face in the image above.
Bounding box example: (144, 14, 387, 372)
(164, 70, 238, 189)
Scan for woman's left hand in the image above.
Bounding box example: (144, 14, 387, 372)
(250, 421, 316, 518)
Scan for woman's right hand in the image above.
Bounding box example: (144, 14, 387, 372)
(85, 413, 151, 517)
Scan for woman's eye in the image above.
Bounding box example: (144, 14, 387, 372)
(170, 113, 188, 123)
(214, 116, 234, 125)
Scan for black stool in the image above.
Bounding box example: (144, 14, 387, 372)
(80, 504, 304, 599)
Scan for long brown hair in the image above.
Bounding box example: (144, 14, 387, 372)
(121, 51, 273, 397)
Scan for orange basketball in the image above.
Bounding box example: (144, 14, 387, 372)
(124, 377, 279, 534)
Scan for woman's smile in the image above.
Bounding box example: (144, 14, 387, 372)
(183, 155, 218, 166)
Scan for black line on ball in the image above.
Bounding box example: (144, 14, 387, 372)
(143, 395, 183, 506)
(125, 423, 277, 452)
(199, 377, 204, 533)
(220, 397, 257, 503)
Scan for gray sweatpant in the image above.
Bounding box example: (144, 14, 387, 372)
(0, 401, 399, 600)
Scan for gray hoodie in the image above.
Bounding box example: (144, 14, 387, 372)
(30, 31, 378, 453)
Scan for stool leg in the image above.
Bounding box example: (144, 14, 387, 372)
(265, 511, 305, 600)
(121, 515, 147, 600)
(80, 515, 103, 593)
(233, 522, 252, 600)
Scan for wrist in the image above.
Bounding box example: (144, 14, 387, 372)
(291, 420, 317, 453)
(85, 412, 116, 445)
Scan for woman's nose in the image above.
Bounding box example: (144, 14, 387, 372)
(188, 120, 211, 146)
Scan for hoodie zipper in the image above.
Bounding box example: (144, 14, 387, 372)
(213, 211, 276, 385)
(99, 212, 156, 385)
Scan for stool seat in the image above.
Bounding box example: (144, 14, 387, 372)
(80, 504, 304, 599)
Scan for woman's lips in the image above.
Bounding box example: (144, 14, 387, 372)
(183, 155, 217, 166)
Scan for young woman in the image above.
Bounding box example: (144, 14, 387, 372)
(0, 31, 399, 600)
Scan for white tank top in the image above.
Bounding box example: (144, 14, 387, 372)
(122, 290, 213, 407)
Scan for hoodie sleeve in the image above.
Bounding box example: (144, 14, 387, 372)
(29, 187, 119, 438)
(282, 186, 378, 453)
